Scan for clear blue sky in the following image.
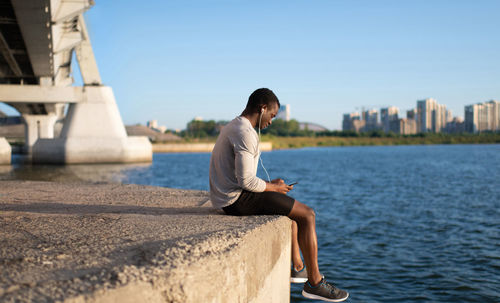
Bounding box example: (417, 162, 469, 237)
(3, 0, 500, 130)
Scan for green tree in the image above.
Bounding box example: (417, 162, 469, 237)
(183, 119, 228, 138)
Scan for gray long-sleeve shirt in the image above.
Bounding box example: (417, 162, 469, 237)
(209, 116, 267, 209)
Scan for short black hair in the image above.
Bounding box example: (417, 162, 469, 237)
(245, 88, 280, 113)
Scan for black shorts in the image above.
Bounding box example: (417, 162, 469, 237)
(222, 190, 295, 216)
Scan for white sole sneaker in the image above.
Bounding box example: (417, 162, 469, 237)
(302, 290, 349, 302)
(290, 277, 308, 283)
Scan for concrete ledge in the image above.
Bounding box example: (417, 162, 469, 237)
(0, 181, 291, 302)
(0, 137, 11, 165)
(153, 142, 273, 153)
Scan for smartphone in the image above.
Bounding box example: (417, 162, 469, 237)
(289, 181, 298, 186)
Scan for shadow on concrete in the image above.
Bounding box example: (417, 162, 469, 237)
(0, 202, 222, 216)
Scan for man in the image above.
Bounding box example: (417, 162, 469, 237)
(209, 88, 349, 302)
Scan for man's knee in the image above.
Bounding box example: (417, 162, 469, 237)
(289, 201, 316, 223)
(306, 206, 316, 222)
(299, 205, 316, 223)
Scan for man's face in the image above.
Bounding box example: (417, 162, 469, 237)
(260, 103, 279, 129)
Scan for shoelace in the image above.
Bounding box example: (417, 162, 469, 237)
(322, 280, 338, 295)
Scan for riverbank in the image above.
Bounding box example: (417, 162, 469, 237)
(0, 181, 291, 302)
(151, 134, 500, 152)
(257, 133, 500, 149)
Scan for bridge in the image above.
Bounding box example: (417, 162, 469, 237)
(0, 0, 152, 164)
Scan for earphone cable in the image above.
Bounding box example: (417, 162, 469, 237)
(258, 112, 271, 182)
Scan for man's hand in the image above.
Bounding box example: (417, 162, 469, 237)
(265, 178, 293, 194)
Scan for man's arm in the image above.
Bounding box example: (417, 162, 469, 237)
(234, 148, 267, 192)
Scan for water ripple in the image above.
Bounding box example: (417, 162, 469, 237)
(2, 145, 499, 302)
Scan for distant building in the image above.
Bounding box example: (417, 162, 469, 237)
(363, 109, 379, 131)
(194, 116, 203, 121)
(380, 107, 399, 133)
(351, 119, 365, 132)
(147, 119, 167, 133)
(417, 98, 436, 132)
(394, 118, 417, 135)
(446, 109, 453, 124)
(417, 98, 449, 133)
(147, 120, 158, 129)
(465, 104, 479, 133)
(343, 112, 365, 132)
(465, 100, 500, 133)
(403, 109, 418, 134)
(445, 117, 465, 133)
(276, 104, 291, 121)
(407, 108, 417, 120)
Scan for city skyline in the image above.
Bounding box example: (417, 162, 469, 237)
(343, 98, 499, 134)
(0, 1, 499, 130)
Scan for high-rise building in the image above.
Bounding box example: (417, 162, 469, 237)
(416, 98, 449, 133)
(342, 112, 365, 132)
(396, 118, 417, 135)
(363, 109, 379, 131)
(276, 104, 291, 121)
(417, 98, 436, 133)
(465, 104, 480, 133)
(380, 107, 399, 133)
(446, 109, 453, 123)
(465, 100, 500, 133)
(435, 104, 447, 132)
(407, 109, 417, 120)
(445, 117, 465, 133)
(487, 100, 499, 131)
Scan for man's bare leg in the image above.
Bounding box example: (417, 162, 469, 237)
(288, 200, 322, 285)
(291, 220, 304, 271)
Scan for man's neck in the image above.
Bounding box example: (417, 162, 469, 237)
(241, 112, 258, 128)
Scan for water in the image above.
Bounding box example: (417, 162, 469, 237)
(2, 144, 499, 302)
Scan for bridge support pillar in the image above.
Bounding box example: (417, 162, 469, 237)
(32, 86, 152, 164)
(0, 137, 11, 165)
(22, 114, 58, 154)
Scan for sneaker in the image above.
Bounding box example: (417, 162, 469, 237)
(302, 278, 349, 302)
(291, 266, 308, 283)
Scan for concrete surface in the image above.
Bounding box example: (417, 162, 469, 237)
(0, 137, 11, 165)
(0, 181, 291, 302)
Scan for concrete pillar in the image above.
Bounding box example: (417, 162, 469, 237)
(0, 137, 11, 165)
(32, 86, 152, 164)
(22, 114, 58, 153)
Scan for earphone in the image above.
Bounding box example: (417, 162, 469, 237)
(258, 107, 271, 182)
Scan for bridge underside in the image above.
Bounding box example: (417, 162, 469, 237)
(0, 0, 152, 164)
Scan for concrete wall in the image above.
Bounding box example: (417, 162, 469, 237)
(28, 87, 153, 164)
(0, 137, 11, 165)
(153, 142, 273, 153)
(71, 218, 291, 303)
(0, 181, 291, 302)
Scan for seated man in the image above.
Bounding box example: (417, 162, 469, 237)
(209, 88, 349, 302)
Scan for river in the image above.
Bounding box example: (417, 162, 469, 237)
(1, 144, 499, 302)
